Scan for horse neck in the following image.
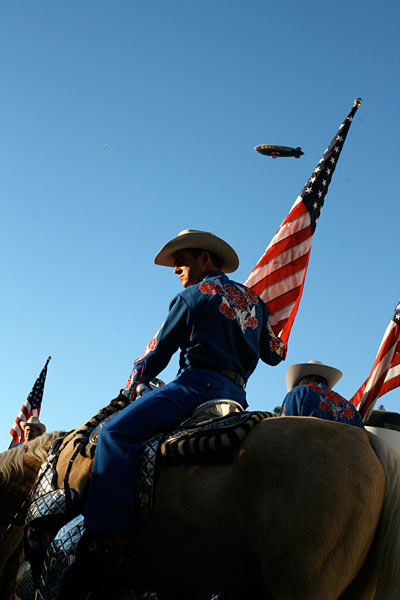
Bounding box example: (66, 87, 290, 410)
(0, 454, 43, 528)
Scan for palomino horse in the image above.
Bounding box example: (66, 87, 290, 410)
(25, 411, 400, 599)
(1, 416, 400, 599)
(0, 432, 61, 600)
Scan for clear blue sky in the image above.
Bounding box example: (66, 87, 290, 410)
(1, 0, 399, 448)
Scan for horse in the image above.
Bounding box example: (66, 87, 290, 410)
(0, 432, 62, 600)
(2, 409, 400, 599)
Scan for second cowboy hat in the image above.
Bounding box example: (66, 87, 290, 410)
(154, 229, 239, 273)
(286, 360, 343, 392)
(21, 416, 46, 434)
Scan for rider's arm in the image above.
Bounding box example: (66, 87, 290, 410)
(123, 295, 190, 399)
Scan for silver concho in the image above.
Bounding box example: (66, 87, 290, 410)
(89, 411, 121, 445)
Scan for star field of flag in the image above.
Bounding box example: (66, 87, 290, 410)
(302, 101, 361, 234)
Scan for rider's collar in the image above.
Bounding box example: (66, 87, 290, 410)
(202, 270, 224, 280)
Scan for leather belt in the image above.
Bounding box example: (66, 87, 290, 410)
(185, 363, 246, 389)
(224, 368, 246, 389)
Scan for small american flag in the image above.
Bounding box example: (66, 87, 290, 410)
(351, 301, 400, 422)
(245, 99, 362, 349)
(9, 356, 51, 446)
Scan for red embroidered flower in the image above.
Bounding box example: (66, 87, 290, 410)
(307, 384, 323, 393)
(219, 303, 236, 319)
(224, 284, 249, 311)
(246, 316, 258, 329)
(147, 337, 157, 351)
(140, 337, 158, 359)
(324, 389, 344, 406)
(244, 288, 259, 304)
(199, 282, 218, 295)
(269, 338, 283, 352)
(343, 407, 355, 419)
(319, 400, 332, 413)
(125, 369, 137, 390)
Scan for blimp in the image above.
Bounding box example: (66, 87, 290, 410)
(254, 144, 304, 159)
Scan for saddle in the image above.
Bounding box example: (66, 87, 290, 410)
(26, 395, 274, 526)
(25, 394, 274, 600)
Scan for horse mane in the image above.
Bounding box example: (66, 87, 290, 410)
(0, 431, 64, 484)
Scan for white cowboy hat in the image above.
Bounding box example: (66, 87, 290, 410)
(154, 229, 239, 273)
(21, 416, 46, 434)
(285, 360, 343, 392)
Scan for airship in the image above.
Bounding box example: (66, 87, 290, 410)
(254, 144, 304, 159)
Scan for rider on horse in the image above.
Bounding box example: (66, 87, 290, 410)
(62, 229, 285, 595)
(280, 359, 364, 427)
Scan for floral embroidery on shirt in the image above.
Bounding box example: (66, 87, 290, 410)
(319, 400, 331, 413)
(199, 282, 223, 295)
(343, 406, 355, 419)
(270, 337, 283, 353)
(200, 279, 259, 333)
(139, 323, 164, 359)
(306, 384, 358, 423)
(267, 322, 286, 357)
(324, 388, 345, 406)
(124, 370, 136, 391)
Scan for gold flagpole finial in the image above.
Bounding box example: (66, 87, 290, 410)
(354, 97, 362, 107)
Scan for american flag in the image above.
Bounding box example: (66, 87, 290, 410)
(351, 301, 400, 422)
(245, 99, 362, 349)
(9, 356, 51, 446)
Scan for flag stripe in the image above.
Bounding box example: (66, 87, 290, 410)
(269, 302, 296, 328)
(254, 250, 311, 297)
(248, 212, 311, 280)
(265, 276, 305, 309)
(263, 200, 309, 250)
(247, 232, 312, 291)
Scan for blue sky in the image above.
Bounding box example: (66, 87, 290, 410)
(1, 0, 399, 448)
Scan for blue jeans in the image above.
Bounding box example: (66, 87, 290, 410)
(85, 368, 246, 536)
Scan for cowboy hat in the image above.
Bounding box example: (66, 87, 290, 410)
(285, 360, 343, 392)
(21, 416, 46, 434)
(154, 229, 239, 273)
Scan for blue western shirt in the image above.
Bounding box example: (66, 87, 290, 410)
(280, 383, 364, 428)
(124, 270, 285, 398)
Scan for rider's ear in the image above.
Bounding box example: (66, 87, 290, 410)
(201, 250, 211, 267)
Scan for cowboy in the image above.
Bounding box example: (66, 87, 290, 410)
(10, 416, 46, 447)
(22, 416, 46, 441)
(279, 360, 364, 428)
(66, 229, 286, 592)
